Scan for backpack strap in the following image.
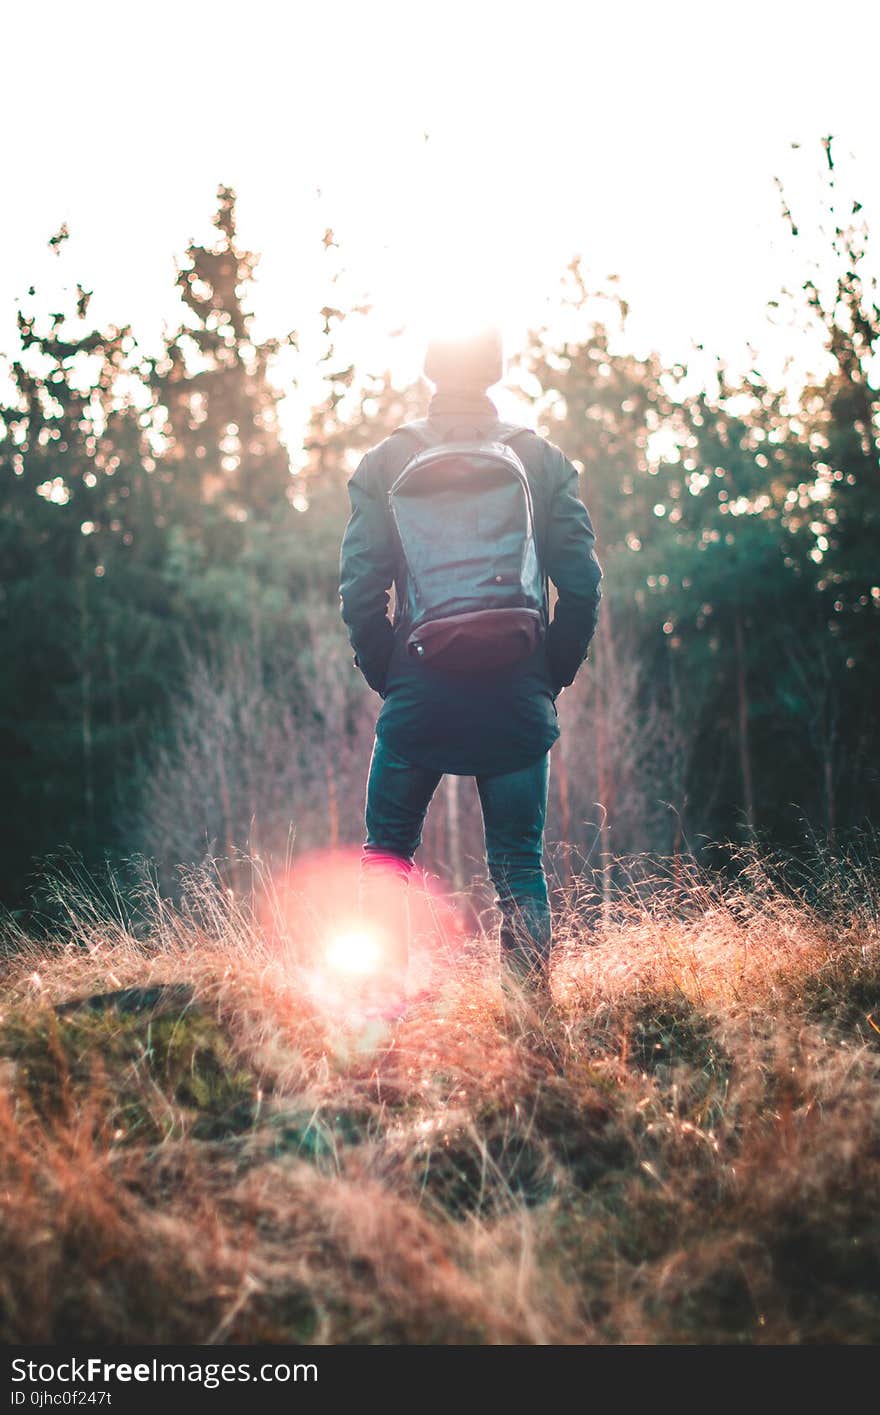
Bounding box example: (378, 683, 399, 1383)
(493, 421, 530, 446)
(391, 419, 436, 451)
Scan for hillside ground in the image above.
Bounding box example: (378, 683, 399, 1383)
(1, 844, 878, 1344)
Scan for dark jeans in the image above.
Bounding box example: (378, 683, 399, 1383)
(361, 739, 552, 970)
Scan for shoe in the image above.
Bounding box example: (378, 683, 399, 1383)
(362, 996, 409, 1025)
(359, 970, 408, 1024)
(500, 951, 554, 1027)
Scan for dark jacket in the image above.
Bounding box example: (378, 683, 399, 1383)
(339, 391, 603, 776)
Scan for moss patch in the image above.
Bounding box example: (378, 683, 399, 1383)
(0, 991, 258, 1143)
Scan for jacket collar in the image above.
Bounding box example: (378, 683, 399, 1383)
(427, 390, 498, 422)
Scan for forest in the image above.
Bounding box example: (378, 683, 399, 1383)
(1, 133, 879, 1349)
(1, 140, 878, 919)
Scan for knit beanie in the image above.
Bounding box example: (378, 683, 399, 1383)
(423, 325, 504, 392)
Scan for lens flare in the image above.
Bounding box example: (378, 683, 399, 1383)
(325, 928, 383, 976)
(256, 847, 466, 1021)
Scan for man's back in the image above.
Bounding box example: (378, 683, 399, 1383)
(339, 385, 602, 777)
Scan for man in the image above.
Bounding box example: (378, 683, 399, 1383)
(338, 326, 602, 1012)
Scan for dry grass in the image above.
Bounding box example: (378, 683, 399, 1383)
(1, 840, 878, 1345)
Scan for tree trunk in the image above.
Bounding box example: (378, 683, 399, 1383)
(821, 678, 838, 844)
(444, 773, 464, 893)
(733, 607, 756, 838)
(555, 735, 573, 886)
(107, 632, 122, 811)
(823, 755, 835, 844)
(217, 753, 235, 864)
(594, 633, 613, 923)
(78, 576, 95, 849)
(667, 645, 689, 891)
(326, 758, 339, 850)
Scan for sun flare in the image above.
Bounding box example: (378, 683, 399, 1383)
(324, 927, 384, 976)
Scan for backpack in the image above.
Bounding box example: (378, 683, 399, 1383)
(388, 419, 547, 672)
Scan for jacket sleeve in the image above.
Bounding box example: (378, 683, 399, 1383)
(338, 450, 396, 696)
(543, 444, 603, 691)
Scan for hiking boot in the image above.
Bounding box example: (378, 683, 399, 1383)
(359, 969, 408, 1024)
(500, 949, 554, 1028)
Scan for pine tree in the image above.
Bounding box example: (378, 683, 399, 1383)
(149, 185, 294, 533)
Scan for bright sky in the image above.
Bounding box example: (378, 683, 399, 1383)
(3, 0, 879, 426)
